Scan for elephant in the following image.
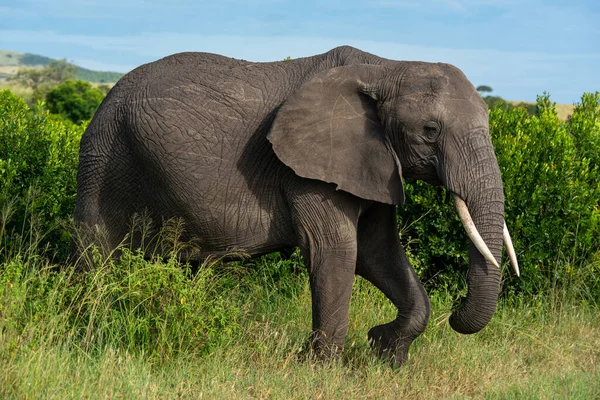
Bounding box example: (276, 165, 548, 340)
(74, 45, 519, 366)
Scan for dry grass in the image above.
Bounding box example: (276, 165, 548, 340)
(509, 100, 576, 120)
(1, 267, 598, 399)
(555, 103, 577, 120)
(0, 66, 23, 76)
(0, 81, 33, 100)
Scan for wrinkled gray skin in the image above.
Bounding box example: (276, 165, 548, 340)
(75, 46, 505, 366)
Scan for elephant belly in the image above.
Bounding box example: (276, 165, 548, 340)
(199, 204, 294, 257)
(144, 158, 297, 259)
(186, 186, 296, 257)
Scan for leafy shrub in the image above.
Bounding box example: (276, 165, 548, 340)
(568, 92, 600, 170)
(0, 89, 84, 259)
(493, 93, 599, 295)
(45, 80, 105, 124)
(397, 182, 466, 290)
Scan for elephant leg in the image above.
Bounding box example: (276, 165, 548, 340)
(287, 182, 362, 359)
(356, 203, 430, 367)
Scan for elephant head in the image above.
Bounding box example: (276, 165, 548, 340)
(268, 63, 518, 334)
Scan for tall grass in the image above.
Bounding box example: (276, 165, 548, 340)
(1, 217, 598, 398)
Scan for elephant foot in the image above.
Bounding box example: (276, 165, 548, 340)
(368, 323, 416, 368)
(299, 330, 344, 363)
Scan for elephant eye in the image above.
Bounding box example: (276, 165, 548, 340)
(423, 121, 440, 139)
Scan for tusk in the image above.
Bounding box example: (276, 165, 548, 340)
(453, 194, 500, 268)
(503, 222, 520, 277)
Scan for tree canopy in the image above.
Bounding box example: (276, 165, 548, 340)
(476, 85, 493, 94)
(45, 80, 105, 124)
(12, 59, 77, 90)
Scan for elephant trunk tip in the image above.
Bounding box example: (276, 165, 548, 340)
(448, 301, 495, 334)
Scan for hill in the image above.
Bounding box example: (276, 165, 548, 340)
(0, 50, 124, 83)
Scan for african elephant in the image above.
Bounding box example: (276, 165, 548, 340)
(74, 46, 518, 366)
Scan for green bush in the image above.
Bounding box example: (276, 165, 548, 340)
(493, 93, 600, 295)
(397, 182, 466, 290)
(569, 92, 600, 170)
(45, 80, 105, 124)
(0, 89, 85, 259)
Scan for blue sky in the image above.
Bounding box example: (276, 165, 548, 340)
(1, 0, 598, 103)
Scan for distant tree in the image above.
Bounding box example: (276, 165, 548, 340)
(12, 59, 76, 89)
(476, 85, 493, 95)
(21, 53, 53, 66)
(516, 102, 539, 116)
(283, 56, 292, 61)
(97, 84, 112, 95)
(11, 68, 47, 91)
(11, 59, 78, 105)
(44, 59, 77, 83)
(45, 80, 105, 124)
(483, 95, 504, 108)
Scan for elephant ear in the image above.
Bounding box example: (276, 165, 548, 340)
(268, 65, 404, 205)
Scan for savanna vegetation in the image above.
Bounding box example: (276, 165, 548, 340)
(476, 85, 575, 121)
(0, 49, 123, 84)
(0, 55, 113, 111)
(0, 82, 599, 398)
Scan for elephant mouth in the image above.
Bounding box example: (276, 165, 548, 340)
(404, 161, 442, 186)
(453, 194, 519, 276)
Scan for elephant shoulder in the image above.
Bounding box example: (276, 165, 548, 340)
(323, 46, 389, 67)
(155, 52, 249, 71)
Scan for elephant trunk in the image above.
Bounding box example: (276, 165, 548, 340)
(445, 132, 505, 334)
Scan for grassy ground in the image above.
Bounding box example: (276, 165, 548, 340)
(1, 250, 598, 399)
(508, 100, 575, 120)
(0, 81, 33, 100)
(554, 103, 576, 120)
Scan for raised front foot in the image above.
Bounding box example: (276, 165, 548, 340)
(368, 323, 418, 368)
